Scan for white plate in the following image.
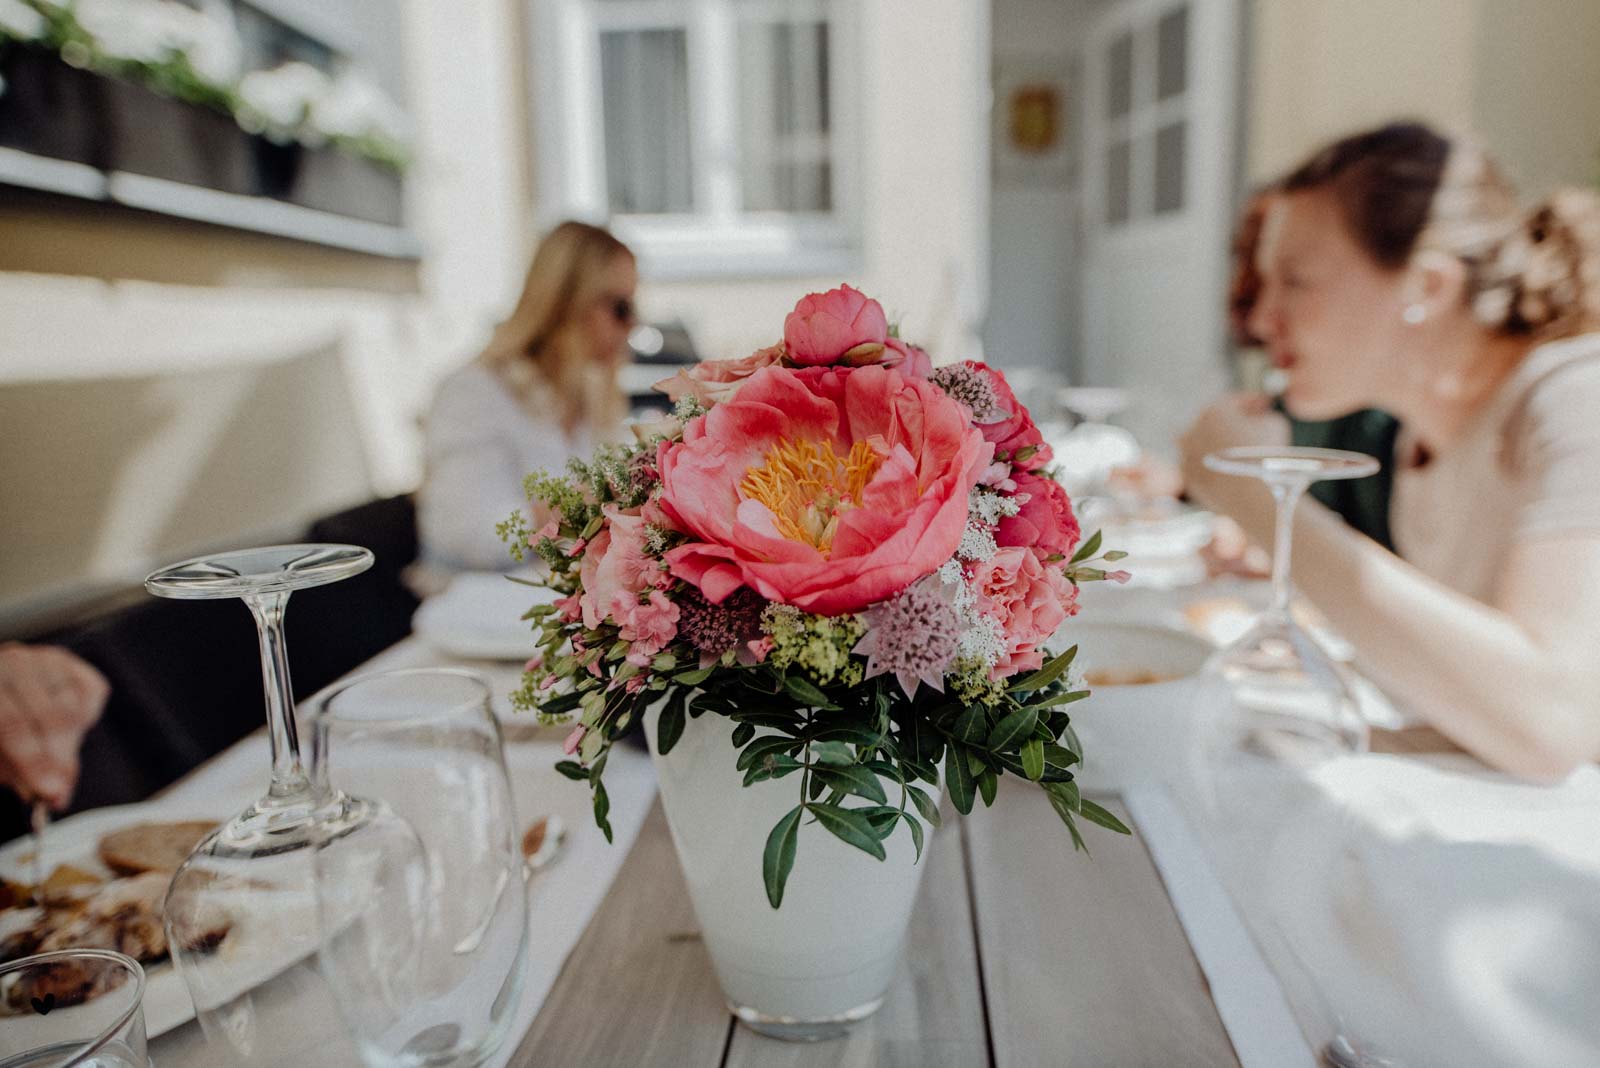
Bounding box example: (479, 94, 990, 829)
(412, 572, 557, 661)
(0, 802, 226, 1038)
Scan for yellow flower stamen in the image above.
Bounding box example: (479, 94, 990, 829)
(740, 438, 882, 556)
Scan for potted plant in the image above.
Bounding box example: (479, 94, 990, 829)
(502, 285, 1131, 1040)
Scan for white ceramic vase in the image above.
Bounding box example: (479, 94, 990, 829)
(644, 705, 936, 1041)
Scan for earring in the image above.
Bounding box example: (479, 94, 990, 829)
(1403, 303, 1428, 325)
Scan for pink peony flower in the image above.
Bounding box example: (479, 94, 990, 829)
(883, 338, 934, 378)
(783, 285, 889, 367)
(654, 344, 784, 406)
(970, 546, 1077, 679)
(966, 362, 1049, 469)
(995, 470, 1081, 557)
(658, 364, 992, 615)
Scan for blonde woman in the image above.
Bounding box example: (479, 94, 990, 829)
(418, 221, 637, 571)
(1180, 122, 1600, 780)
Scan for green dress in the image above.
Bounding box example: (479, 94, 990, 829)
(1287, 408, 1400, 549)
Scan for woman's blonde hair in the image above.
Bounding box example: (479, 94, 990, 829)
(480, 220, 634, 434)
(1281, 121, 1600, 338)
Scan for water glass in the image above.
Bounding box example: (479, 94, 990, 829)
(313, 669, 528, 1068)
(0, 950, 148, 1068)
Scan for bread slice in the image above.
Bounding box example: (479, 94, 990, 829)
(97, 821, 217, 877)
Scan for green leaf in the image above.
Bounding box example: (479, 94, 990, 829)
(731, 722, 755, 748)
(978, 768, 998, 807)
(1042, 742, 1081, 770)
(783, 675, 834, 709)
(656, 692, 687, 755)
(809, 724, 883, 747)
(1078, 797, 1133, 836)
(593, 780, 613, 843)
(951, 705, 987, 744)
(1070, 528, 1104, 565)
(1043, 783, 1087, 852)
(737, 736, 799, 771)
(554, 760, 588, 782)
(763, 806, 803, 909)
(811, 740, 855, 766)
(987, 704, 1039, 751)
(857, 805, 902, 838)
(1028, 689, 1091, 709)
(1012, 645, 1078, 693)
(904, 811, 925, 861)
(1058, 723, 1083, 761)
(946, 745, 975, 815)
(906, 785, 942, 828)
(1020, 738, 1045, 781)
(807, 803, 887, 861)
(812, 765, 888, 805)
(673, 666, 715, 685)
(744, 754, 804, 786)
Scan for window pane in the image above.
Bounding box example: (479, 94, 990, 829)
(1106, 31, 1133, 120)
(1153, 120, 1186, 213)
(1157, 6, 1188, 101)
(600, 29, 694, 215)
(1106, 137, 1131, 225)
(736, 19, 832, 212)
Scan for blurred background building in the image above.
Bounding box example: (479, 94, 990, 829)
(2, 0, 1598, 633)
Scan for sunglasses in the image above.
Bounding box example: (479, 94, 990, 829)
(608, 297, 635, 325)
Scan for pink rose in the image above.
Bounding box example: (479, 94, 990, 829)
(996, 470, 1081, 558)
(783, 285, 889, 367)
(970, 546, 1077, 679)
(967, 362, 1048, 469)
(658, 364, 992, 615)
(654, 345, 785, 406)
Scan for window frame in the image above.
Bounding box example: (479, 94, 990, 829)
(532, 0, 862, 279)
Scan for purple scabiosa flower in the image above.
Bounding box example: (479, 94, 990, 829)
(677, 587, 765, 659)
(930, 364, 1006, 424)
(852, 576, 963, 698)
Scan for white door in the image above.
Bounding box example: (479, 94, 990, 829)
(1080, 0, 1237, 452)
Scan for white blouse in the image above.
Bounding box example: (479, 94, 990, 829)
(416, 362, 592, 572)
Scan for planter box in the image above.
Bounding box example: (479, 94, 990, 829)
(287, 144, 404, 227)
(101, 77, 253, 196)
(0, 45, 106, 167)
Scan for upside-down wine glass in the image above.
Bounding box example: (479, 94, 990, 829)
(1200, 447, 1380, 763)
(146, 545, 426, 1066)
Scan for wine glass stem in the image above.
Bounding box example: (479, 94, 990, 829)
(1268, 480, 1308, 620)
(246, 590, 323, 803)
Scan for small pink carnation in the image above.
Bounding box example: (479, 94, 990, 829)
(563, 724, 586, 755)
(619, 589, 680, 663)
(654, 344, 784, 406)
(970, 546, 1076, 679)
(746, 636, 774, 663)
(524, 653, 544, 672)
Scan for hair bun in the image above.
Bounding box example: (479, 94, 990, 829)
(1477, 188, 1600, 335)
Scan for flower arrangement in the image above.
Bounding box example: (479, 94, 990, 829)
(502, 285, 1131, 907)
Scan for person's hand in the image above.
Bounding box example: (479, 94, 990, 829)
(0, 643, 110, 809)
(1178, 394, 1290, 519)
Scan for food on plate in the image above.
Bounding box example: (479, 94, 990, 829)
(98, 820, 217, 876)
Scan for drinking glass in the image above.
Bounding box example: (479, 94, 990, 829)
(1200, 447, 1380, 762)
(312, 668, 528, 1068)
(146, 545, 426, 1066)
(0, 949, 147, 1068)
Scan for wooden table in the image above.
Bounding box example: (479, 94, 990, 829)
(510, 781, 1242, 1067)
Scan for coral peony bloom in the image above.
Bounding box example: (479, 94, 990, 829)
(967, 362, 1049, 468)
(783, 285, 889, 367)
(970, 547, 1077, 678)
(884, 338, 934, 378)
(654, 345, 784, 406)
(658, 364, 992, 615)
(996, 469, 1081, 558)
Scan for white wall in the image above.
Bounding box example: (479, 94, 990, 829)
(986, 0, 1091, 376)
(564, 0, 994, 366)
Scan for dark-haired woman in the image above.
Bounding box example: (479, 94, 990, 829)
(1181, 122, 1600, 780)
